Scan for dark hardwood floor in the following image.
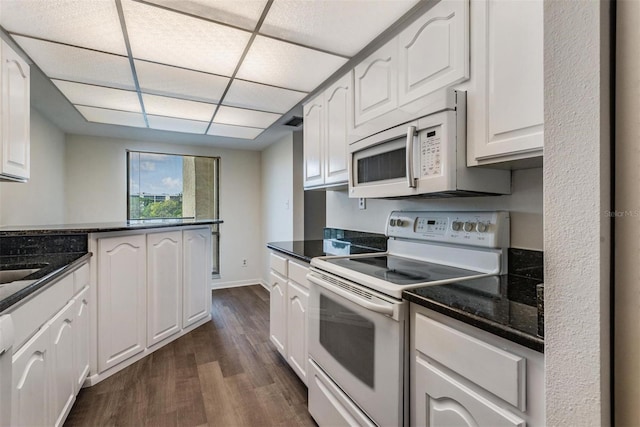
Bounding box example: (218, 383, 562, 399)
(65, 285, 316, 427)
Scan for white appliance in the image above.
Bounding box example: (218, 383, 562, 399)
(0, 315, 14, 427)
(348, 90, 511, 199)
(306, 211, 510, 427)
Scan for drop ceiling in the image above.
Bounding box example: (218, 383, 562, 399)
(0, 0, 422, 149)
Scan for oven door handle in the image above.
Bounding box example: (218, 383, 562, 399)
(307, 274, 395, 317)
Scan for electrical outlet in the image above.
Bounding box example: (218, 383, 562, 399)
(358, 198, 366, 210)
(242, 259, 247, 267)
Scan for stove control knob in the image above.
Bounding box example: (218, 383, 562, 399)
(389, 219, 397, 227)
(463, 222, 475, 232)
(451, 221, 463, 231)
(396, 219, 405, 227)
(476, 222, 488, 233)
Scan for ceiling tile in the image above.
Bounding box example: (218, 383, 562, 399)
(134, 60, 229, 103)
(122, 0, 251, 76)
(214, 105, 280, 128)
(142, 0, 268, 31)
(236, 35, 348, 92)
(147, 115, 209, 134)
(142, 94, 216, 122)
(13, 36, 135, 90)
(76, 105, 147, 128)
(207, 123, 263, 140)
(223, 80, 306, 114)
(261, 0, 420, 57)
(52, 80, 141, 113)
(1, 0, 127, 55)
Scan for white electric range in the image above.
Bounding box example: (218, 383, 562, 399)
(306, 211, 510, 427)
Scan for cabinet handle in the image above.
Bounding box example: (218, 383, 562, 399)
(406, 126, 417, 188)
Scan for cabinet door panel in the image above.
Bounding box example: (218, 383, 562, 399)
(1, 40, 30, 180)
(49, 301, 76, 427)
(413, 357, 524, 427)
(183, 228, 211, 328)
(467, 0, 543, 164)
(148, 231, 182, 346)
(74, 287, 90, 391)
(287, 281, 309, 385)
(12, 326, 51, 426)
(303, 96, 324, 188)
(354, 39, 398, 126)
(98, 234, 147, 372)
(399, 0, 469, 106)
(269, 272, 287, 357)
(324, 73, 350, 185)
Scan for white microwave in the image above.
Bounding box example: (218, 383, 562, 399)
(348, 90, 511, 199)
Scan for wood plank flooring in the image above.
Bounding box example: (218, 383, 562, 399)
(65, 285, 316, 427)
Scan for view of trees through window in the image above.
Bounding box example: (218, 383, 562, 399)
(127, 151, 221, 275)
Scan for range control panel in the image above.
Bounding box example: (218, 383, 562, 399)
(386, 211, 510, 248)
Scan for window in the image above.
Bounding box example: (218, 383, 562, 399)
(127, 151, 221, 275)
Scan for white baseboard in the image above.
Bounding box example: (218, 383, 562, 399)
(259, 280, 270, 292)
(210, 279, 263, 290)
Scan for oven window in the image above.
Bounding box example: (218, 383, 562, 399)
(357, 147, 406, 183)
(319, 294, 375, 388)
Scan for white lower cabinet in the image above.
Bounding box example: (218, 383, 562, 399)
(10, 262, 90, 427)
(183, 228, 212, 328)
(147, 231, 182, 347)
(269, 252, 310, 385)
(410, 304, 544, 427)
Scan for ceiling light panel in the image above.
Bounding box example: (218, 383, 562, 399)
(134, 60, 229, 103)
(77, 106, 147, 128)
(147, 115, 209, 134)
(223, 80, 307, 114)
(142, 94, 216, 122)
(214, 105, 280, 128)
(236, 36, 348, 92)
(142, 0, 268, 31)
(261, 0, 420, 57)
(208, 123, 263, 140)
(53, 80, 141, 113)
(121, 0, 251, 76)
(1, 0, 127, 55)
(13, 36, 135, 90)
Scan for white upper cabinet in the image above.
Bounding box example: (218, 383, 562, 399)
(303, 71, 351, 189)
(398, 0, 469, 106)
(466, 0, 544, 165)
(0, 40, 30, 181)
(353, 39, 398, 127)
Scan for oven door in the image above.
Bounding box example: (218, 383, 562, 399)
(307, 269, 406, 427)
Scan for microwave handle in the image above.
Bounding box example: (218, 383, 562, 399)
(406, 126, 417, 188)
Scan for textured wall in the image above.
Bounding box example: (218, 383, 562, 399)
(544, 1, 611, 425)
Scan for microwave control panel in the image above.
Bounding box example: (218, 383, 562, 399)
(419, 127, 442, 177)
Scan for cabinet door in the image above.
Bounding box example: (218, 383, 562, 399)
(73, 286, 90, 392)
(353, 38, 398, 127)
(303, 95, 324, 188)
(467, 0, 543, 164)
(1, 40, 30, 180)
(183, 228, 212, 328)
(12, 326, 51, 427)
(148, 231, 182, 346)
(286, 280, 309, 385)
(412, 357, 524, 427)
(269, 271, 287, 357)
(97, 234, 147, 372)
(49, 301, 76, 427)
(324, 73, 351, 186)
(398, 0, 469, 106)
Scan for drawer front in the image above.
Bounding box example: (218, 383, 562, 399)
(288, 260, 309, 289)
(269, 253, 288, 277)
(9, 273, 75, 350)
(414, 312, 526, 409)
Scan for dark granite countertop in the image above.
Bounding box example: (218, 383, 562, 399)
(403, 273, 544, 352)
(0, 252, 92, 312)
(0, 218, 223, 235)
(267, 240, 385, 263)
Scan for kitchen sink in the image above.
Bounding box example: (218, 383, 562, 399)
(0, 267, 41, 284)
